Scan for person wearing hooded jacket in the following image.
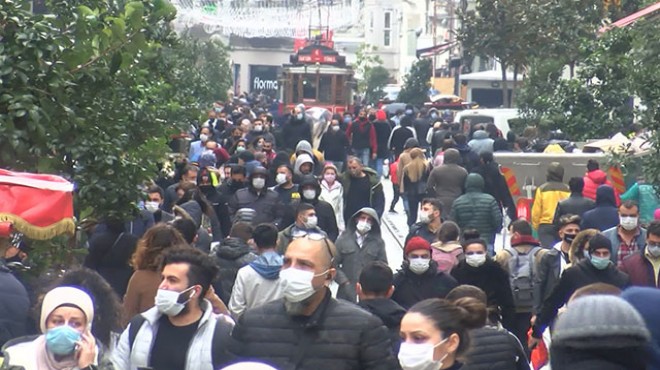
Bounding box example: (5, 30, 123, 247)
(228, 223, 283, 318)
(468, 130, 494, 155)
(581, 185, 620, 231)
(372, 109, 392, 178)
(293, 153, 315, 181)
(281, 104, 312, 152)
(290, 140, 324, 176)
(319, 119, 349, 172)
(453, 133, 480, 172)
(450, 174, 503, 254)
(531, 162, 570, 248)
(342, 157, 385, 222)
(229, 166, 283, 230)
(472, 151, 517, 222)
(319, 164, 345, 232)
(211, 222, 257, 305)
(582, 159, 619, 203)
(392, 237, 458, 309)
(334, 208, 388, 301)
(297, 174, 339, 241)
(426, 148, 468, 216)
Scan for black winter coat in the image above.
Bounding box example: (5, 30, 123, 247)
(282, 116, 312, 152)
(83, 231, 137, 298)
(373, 121, 392, 158)
(472, 162, 517, 221)
(451, 259, 516, 332)
(392, 260, 459, 309)
(0, 261, 29, 348)
(228, 289, 400, 370)
(211, 237, 257, 304)
(533, 248, 564, 314)
(358, 298, 406, 354)
(318, 130, 349, 163)
(389, 126, 415, 158)
(229, 187, 284, 229)
(462, 326, 529, 370)
(552, 193, 595, 226)
(532, 259, 629, 337)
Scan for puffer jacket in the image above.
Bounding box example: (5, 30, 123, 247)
(228, 184, 283, 229)
(581, 185, 620, 231)
(227, 289, 400, 370)
(426, 149, 468, 215)
(212, 237, 257, 302)
(0, 261, 29, 348)
(319, 179, 345, 231)
(583, 169, 614, 201)
(335, 208, 388, 297)
(462, 326, 529, 370)
(392, 260, 459, 309)
(357, 298, 406, 354)
(450, 173, 503, 243)
(112, 301, 234, 370)
(531, 163, 570, 229)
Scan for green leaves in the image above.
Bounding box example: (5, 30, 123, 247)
(398, 59, 432, 106)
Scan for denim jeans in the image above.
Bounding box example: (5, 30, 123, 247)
(353, 148, 370, 167)
(370, 158, 384, 178)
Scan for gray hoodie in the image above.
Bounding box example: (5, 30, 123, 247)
(468, 130, 494, 155)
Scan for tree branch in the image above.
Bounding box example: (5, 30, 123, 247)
(69, 29, 141, 74)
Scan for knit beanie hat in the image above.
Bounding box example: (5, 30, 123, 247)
(405, 236, 431, 255)
(552, 295, 650, 350)
(588, 233, 612, 254)
(40, 286, 95, 333)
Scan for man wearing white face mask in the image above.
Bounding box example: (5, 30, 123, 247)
(228, 235, 400, 369)
(601, 200, 647, 265)
(392, 237, 458, 309)
(296, 174, 339, 241)
(113, 247, 235, 370)
(270, 164, 299, 206)
(277, 203, 327, 254)
(620, 220, 660, 288)
(229, 166, 283, 229)
(334, 208, 388, 301)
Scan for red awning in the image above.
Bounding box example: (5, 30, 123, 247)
(599, 2, 660, 33)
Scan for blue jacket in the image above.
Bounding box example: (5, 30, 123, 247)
(0, 260, 30, 347)
(601, 226, 647, 264)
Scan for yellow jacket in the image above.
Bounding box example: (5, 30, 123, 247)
(531, 183, 570, 229)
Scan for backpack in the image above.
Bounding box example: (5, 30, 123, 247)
(127, 313, 234, 369)
(505, 246, 541, 309)
(432, 246, 463, 273)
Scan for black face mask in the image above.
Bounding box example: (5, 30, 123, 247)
(230, 180, 245, 190)
(563, 233, 577, 244)
(368, 114, 376, 121)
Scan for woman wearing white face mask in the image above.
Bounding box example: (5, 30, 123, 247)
(451, 239, 516, 332)
(399, 297, 486, 370)
(392, 237, 459, 310)
(319, 164, 345, 232)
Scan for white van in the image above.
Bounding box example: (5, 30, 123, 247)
(453, 108, 520, 138)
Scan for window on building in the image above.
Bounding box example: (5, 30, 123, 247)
(384, 11, 392, 47)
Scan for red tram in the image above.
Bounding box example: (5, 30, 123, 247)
(279, 31, 355, 115)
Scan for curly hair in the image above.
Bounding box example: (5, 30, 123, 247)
(131, 224, 187, 271)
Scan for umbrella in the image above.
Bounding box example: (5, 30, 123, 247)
(383, 103, 420, 115)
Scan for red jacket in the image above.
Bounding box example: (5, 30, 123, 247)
(619, 251, 659, 288)
(583, 170, 620, 205)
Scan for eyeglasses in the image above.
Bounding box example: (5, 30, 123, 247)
(292, 231, 334, 263)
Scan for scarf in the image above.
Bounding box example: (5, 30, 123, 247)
(35, 335, 79, 370)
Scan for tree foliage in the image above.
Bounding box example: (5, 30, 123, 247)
(0, 0, 232, 222)
(363, 66, 390, 104)
(353, 44, 387, 104)
(397, 59, 431, 106)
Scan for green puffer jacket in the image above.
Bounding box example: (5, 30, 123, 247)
(450, 173, 503, 243)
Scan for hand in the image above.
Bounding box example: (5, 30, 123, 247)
(528, 336, 541, 351)
(76, 331, 96, 369)
(205, 286, 229, 315)
(530, 315, 536, 326)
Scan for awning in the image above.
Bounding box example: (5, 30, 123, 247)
(416, 42, 456, 58)
(599, 2, 660, 33)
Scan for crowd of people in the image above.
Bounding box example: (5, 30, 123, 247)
(0, 97, 659, 370)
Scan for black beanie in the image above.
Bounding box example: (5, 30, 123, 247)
(588, 233, 612, 254)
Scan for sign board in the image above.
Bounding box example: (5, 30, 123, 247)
(250, 65, 280, 97)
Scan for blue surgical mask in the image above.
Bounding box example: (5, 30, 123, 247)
(46, 325, 81, 355)
(590, 255, 611, 270)
(296, 113, 303, 120)
(405, 109, 413, 115)
(343, 117, 351, 124)
(431, 113, 438, 119)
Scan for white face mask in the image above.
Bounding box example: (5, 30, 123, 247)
(303, 215, 318, 229)
(155, 286, 195, 316)
(279, 267, 327, 302)
(620, 216, 638, 231)
(398, 339, 448, 370)
(253, 125, 263, 132)
(332, 125, 340, 132)
(199, 134, 209, 142)
(356, 220, 372, 234)
(276, 173, 288, 185)
(419, 211, 432, 224)
(252, 177, 266, 190)
(466, 253, 487, 267)
(303, 189, 317, 200)
(409, 258, 431, 275)
(145, 201, 160, 213)
(646, 244, 660, 258)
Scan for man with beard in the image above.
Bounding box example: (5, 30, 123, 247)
(228, 236, 400, 369)
(112, 247, 235, 370)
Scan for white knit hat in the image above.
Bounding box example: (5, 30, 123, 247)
(40, 286, 94, 333)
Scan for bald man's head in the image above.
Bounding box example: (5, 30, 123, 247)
(284, 237, 336, 275)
